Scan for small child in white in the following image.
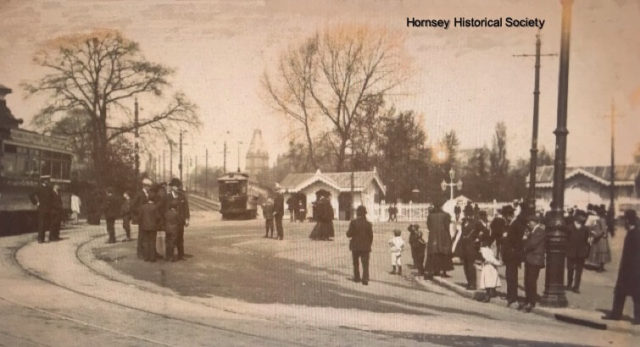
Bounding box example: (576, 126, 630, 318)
(388, 229, 405, 275)
(479, 238, 502, 302)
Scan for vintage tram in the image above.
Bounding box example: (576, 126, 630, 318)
(217, 171, 258, 220)
(0, 84, 73, 235)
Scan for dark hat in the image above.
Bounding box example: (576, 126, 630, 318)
(574, 209, 588, 222)
(169, 178, 182, 187)
(356, 205, 367, 217)
(501, 205, 515, 216)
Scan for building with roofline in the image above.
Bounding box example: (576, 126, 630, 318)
(279, 168, 386, 220)
(531, 165, 640, 212)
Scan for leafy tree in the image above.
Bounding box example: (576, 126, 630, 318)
(23, 29, 200, 190)
(489, 122, 509, 200)
(378, 111, 429, 202)
(461, 147, 490, 201)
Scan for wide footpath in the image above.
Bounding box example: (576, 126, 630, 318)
(4, 212, 638, 346)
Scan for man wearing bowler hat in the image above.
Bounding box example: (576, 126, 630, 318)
(166, 178, 190, 260)
(134, 178, 154, 258)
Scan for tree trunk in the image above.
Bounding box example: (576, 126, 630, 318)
(304, 122, 317, 170)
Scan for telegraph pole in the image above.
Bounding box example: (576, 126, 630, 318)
(237, 141, 243, 172)
(541, 0, 573, 308)
(179, 130, 183, 182)
(195, 155, 198, 193)
(223, 141, 228, 173)
(514, 33, 557, 216)
(205, 148, 209, 198)
(134, 98, 140, 191)
(162, 150, 166, 182)
(169, 140, 174, 178)
(608, 101, 616, 235)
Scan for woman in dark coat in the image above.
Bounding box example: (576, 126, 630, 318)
(309, 195, 334, 240)
(346, 205, 374, 285)
(424, 201, 453, 279)
(603, 210, 640, 324)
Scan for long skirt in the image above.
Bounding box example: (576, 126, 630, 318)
(588, 236, 612, 265)
(309, 221, 335, 240)
(425, 252, 454, 274)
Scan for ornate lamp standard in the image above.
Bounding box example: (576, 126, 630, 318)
(540, 0, 573, 308)
(441, 169, 462, 201)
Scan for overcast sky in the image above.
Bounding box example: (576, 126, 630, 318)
(1, 0, 639, 172)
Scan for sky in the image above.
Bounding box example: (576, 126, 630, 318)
(1, 0, 639, 173)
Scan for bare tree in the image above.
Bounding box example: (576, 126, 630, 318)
(264, 24, 410, 171)
(23, 29, 199, 188)
(263, 36, 319, 169)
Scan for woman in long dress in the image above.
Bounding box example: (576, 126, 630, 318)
(310, 195, 335, 240)
(588, 206, 612, 272)
(424, 201, 454, 279)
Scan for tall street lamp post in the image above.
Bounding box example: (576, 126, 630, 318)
(441, 169, 462, 201)
(540, 0, 573, 308)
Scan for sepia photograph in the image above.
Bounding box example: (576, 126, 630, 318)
(1, 0, 639, 346)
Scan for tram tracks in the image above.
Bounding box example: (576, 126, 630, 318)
(4, 233, 307, 347)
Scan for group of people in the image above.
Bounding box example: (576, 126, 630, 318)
(30, 175, 64, 243)
(130, 178, 191, 262)
(98, 177, 191, 262)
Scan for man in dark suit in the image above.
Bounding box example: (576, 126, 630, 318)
(490, 207, 508, 259)
(346, 205, 373, 285)
(603, 210, 640, 324)
(49, 184, 64, 241)
(521, 213, 546, 312)
(166, 178, 189, 260)
(501, 205, 523, 307)
(566, 210, 590, 293)
(133, 178, 153, 259)
(30, 176, 53, 243)
(103, 188, 120, 244)
(273, 184, 285, 240)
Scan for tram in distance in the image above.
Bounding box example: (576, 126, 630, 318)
(0, 85, 73, 235)
(217, 171, 258, 220)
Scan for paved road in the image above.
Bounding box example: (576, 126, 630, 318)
(0, 215, 635, 346)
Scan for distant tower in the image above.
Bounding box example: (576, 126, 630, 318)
(245, 129, 269, 175)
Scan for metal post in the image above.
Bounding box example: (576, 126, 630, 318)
(223, 141, 227, 173)
(162, 150, 166, 182)
(169, 141, 173, 178)
(195, 155, 198, 193)
(540, 0, 573, 308)
(205, 148, 209, 198)
(237, 141, 242, 172)
(514, 34, 557, 216)
(609, 101, 616, 234)
(528, 34, 542, 216)
(134, 98, 139, 191)
(179, 130, 183, 182)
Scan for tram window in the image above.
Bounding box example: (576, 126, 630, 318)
(1, 153, 17, 175)
(41, 160, 52, 176)
(52, 161, 62, 178)
(4, 144, 17, 153)
(62, 162, 70, 179)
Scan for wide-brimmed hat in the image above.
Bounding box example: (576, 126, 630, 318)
(169, 178, 182, 187)
(142, 178, 153, 186)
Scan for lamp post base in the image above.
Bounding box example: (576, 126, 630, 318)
(539, 292, 568, 308)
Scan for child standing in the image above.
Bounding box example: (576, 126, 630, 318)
(479, 238, 502, 302)
(408, 224, 426, 275)
(121, 192, 132, 241)
(388, 229, 405, 275)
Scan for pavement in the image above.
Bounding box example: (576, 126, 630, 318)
(2, 213, 638, 346)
